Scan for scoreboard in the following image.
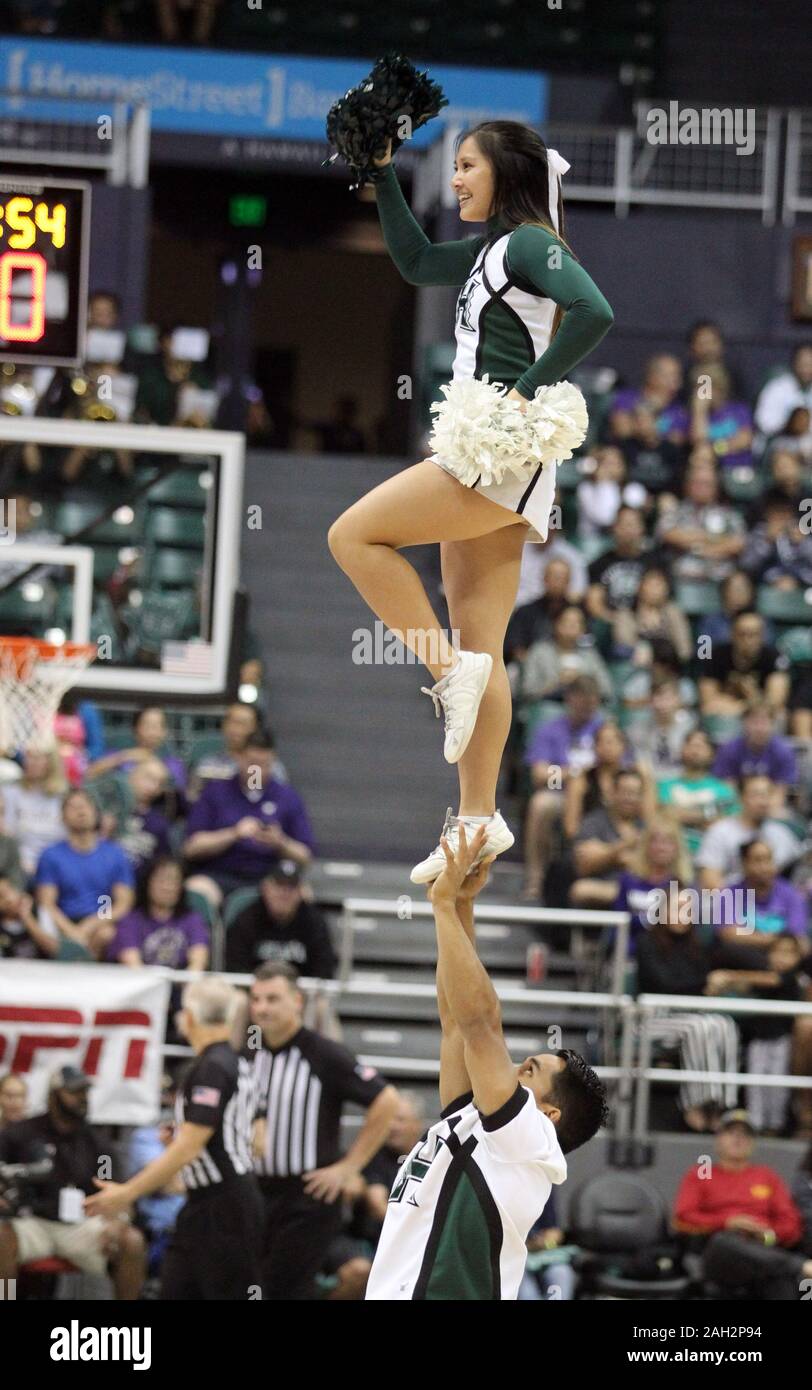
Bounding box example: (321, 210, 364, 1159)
(0, 176, 90, 367)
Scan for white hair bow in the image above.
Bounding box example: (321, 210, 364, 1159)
(546, 147, 570, 233)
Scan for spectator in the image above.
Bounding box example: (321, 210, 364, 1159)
(154, 0, 222, 45)
(53, 691, 89, 786)
(697, 611, 790, 719)
(716, 840, 808, 947)
(0, 794, 23, 889)
(708, 934, 806, 1135)
(107, 857, 210, 970)
(685, 320, 742, 395)
(570, 768, 648, 908)
(627, 675, 696, 778)
(563, 719, 650, 841)
(686, 362, 754, 470)
(225, 859, 336, 979)
(92, 757, 173, 875)
(0, 1074, 27, 1130)
(522, 676, 604, 901)
(183, 733, 315, 905)
(123, 1075, 185, 1279)
(0, 745, 67, 879)
(87, 707, 188, 801)
(674, 1110, 809, 1300)
(520, 606, 613, 703)
(748, 495, 812, 591)
(695, 776, 804, 891)
(770, 406, 812, 468)
(656, 729, 739, 856)
(505, 557, 575, 663)
(713, 703, 797, 810)
(622, 636, 697, 713)
(585, 507, 654, 619)
(615, 816, 693, 946)
(754, 343, 812, 439)
(0, 1067, 146, 1297)
(187, 707, 288, 801)
(519, 1191, 576, 1301)
(87, 290, 121, 330)
(514, 531, 588, 608)
(608, 353, 689, 490)
(34, 789, 135, 959)
(657, 461, 745, 583)
(575, 445, 625, 540)
(134, 326, 212, 427)
(611, 565, 692, 664)
(792, 1144, 812, 1253)
(636, 884, 738, 1130)
(309, 395, 368, 454)
(0, 877, 57, 959)
(699, 570, 759, 648)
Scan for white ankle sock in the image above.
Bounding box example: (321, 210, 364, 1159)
(460, 813, 492, 824)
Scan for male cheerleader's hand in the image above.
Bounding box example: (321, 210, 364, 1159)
(454, 855, 496, 902)
(302, 1158, 360, 1204)
(427, 823, 490, 905)
(372, 138, 392, 167)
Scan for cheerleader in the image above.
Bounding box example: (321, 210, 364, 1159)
(328, 120, 614, 883)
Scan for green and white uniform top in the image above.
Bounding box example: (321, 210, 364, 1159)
(365, 1083, 566, 1302)
(373, 159, 613, 401)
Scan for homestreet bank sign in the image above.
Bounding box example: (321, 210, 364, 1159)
(0, 39, 547, 140)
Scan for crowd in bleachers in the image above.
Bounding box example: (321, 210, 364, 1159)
(505, 324, 812, 1139)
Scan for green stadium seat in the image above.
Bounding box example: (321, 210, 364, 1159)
(675, 580, 722, 617)
(124, 587, 197, 658)
(144, 548, 200, 588)
(92, 547, 124, 585)
(147, 468, 210, 508)
(223, 886, 261, 930)
(778, 626, 812, 665)
(721, 469, 763, 504)
(0, 584, 55, 627)
(702, 714, 743, 743)
(53, 500, 106, 538)
(756, 587, 812, 625)
(146, 508, 206, 548)
(579, 535, 612, 565)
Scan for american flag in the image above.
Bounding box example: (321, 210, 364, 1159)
(161, 641, 214, 677)
(191, 1085, 221, 1107)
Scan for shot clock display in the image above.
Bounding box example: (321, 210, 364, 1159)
(0, 177, 90, 366)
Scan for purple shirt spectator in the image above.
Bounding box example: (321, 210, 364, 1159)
(525, 715, 603, 773)
(118, 808, 173, 873)
(184, 775, 316, 879)
(704, 402, 754, 469)
(118, 754, 188, 794)
(615, 871, 675, 950)
(612, 388, 690, 439)
(107, 908, 210, 967)
(713, 735, 797, 787)
(717, 877, 808, 937)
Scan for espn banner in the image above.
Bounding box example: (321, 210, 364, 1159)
(0, 960, 171, 1125)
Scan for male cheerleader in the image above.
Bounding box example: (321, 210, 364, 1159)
(366, 825, 608, 1300)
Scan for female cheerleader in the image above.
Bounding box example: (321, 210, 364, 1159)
(328, 120, 614, 883)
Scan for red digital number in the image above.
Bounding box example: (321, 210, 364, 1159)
(0, 250, 46, 342)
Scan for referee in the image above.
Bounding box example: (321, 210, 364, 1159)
(247, 962, 399, 1300)
(86, 978, 262, 1300)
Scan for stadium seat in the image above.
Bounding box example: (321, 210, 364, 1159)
(778, 626, 812, 665)
(757, 586, 812, 625)
(567, 1172, 690, 1299)
(146, 508, 206, 549)
(675, 579, 722, 617)
(701, 713, 744, 743)
(142, 548, 200, 588)
(223, 886, 260, 929)
(0, 584, 55, 627)
(721, 469, 763, 504)
(146, 468, 210, 508)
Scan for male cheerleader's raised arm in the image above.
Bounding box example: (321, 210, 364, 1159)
(428, 826, 518, 1117)
(505, 224, 614, 400)
(373, 161, 485, 287)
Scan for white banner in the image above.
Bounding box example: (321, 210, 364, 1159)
(0, 961, 171, 1125)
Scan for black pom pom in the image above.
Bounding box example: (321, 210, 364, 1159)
(324, 51, 449, 190)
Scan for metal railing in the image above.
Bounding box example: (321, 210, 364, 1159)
(0, 90, 150, 187)
(783, 110, 812, 225)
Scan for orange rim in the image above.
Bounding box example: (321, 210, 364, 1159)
(0, 637, 96, 676)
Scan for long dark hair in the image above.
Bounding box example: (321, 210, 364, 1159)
(135, 856, 190, 922)
(456, 121, 575, 341)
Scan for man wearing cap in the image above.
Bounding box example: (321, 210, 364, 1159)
(674, 1109, 812, 1299)
(0, 1067, 146, 1297)
(225, 860, 337, 979)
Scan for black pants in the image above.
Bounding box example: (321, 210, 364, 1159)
(259, 1177, 343, 1301)
(702, 1231, 806, 1301)
(160, 1177, 263, 1300)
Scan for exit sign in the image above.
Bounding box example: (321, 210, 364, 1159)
(229, 195, 267, 228)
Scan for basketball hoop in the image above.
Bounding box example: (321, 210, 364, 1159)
(0, 637, 96, 753)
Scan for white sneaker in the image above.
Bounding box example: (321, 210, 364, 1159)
(410, 807, 515, 885)
(421, 650, 493, 764)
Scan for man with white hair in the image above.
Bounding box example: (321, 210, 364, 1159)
(86, 978, 262, 1300)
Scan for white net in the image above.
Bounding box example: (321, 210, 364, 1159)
(0, 641, 95, 753)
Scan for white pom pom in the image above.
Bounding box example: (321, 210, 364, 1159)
(428, 377, 589, 487)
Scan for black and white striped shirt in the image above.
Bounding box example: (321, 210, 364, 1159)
(175, 1041, 254, 1197)
(247, 1027, 386, 1177)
